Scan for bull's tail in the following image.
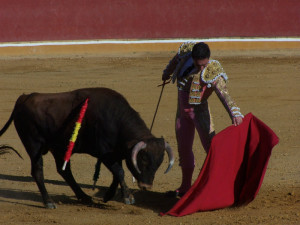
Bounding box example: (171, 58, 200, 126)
(0, 94, 29, 137)
(0, 101, 23, 159)
(0, 109, 14, 137)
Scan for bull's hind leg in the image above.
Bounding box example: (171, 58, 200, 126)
(102, 155, 135, 204)
(21, 140, 56, 209)
(52, 154, 93, 205)
(30, 154, 57, 209)
(14, 116, 57, 208)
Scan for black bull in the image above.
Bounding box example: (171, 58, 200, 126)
(0, 88, 174, 209)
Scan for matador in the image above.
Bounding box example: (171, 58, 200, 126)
(162, 42, 244, 197)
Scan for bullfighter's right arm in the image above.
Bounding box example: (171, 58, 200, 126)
(162, 54, 180, 81)
(162, 42, 196, 82)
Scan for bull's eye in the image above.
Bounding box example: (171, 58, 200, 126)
(142, 156, 149, 165)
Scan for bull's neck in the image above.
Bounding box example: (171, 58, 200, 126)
(122, 125, 154, 143)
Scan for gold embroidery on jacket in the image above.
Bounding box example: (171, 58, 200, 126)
(178, 42, 196, 58)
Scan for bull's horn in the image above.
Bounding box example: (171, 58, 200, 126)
(164, 142, 175, 174)
(131, 141, 146, 174)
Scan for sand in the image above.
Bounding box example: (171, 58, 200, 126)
(0, 49, 299, 224)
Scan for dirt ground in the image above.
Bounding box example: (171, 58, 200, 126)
(0, 48, 299, 225)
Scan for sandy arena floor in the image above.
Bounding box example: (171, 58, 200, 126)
(0, 48, 299, 225)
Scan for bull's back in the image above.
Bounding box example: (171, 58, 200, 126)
(13, 88, 133, 133)
(12, 88, 146, 155)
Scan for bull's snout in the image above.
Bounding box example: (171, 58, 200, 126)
(138, 182, 152, 191)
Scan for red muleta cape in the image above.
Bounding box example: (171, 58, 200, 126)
(161, 113, 279, 217)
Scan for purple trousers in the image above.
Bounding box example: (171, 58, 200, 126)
(175, 90, 215, 169)
(175, 90, 215, 193)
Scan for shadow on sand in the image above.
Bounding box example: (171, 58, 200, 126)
(0, 173, 178, 212)
(93, 186, 179, 213)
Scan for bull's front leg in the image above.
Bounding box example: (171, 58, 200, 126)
(102, 157, 135, 204)
(103, 175, 118, 203)
(52, 153, 93, 205)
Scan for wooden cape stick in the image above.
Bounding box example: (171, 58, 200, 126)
(150, 80, 167, 132)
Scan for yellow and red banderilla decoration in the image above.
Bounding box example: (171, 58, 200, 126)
(62, 98, 89, 171)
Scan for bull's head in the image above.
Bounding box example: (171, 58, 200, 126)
(130, 138, 174, 190)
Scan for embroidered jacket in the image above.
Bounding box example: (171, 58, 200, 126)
(162, 42, 244, 120)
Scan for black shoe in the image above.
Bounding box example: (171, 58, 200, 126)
(165, 190, 185, 198)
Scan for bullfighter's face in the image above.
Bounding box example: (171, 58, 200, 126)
(193, 57, 209, 72)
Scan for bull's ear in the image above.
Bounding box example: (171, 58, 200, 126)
(127, 140, 138, 149)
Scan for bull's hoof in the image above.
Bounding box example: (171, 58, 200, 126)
(124, 194, 135, 205)
(45, 202, 57, 209)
